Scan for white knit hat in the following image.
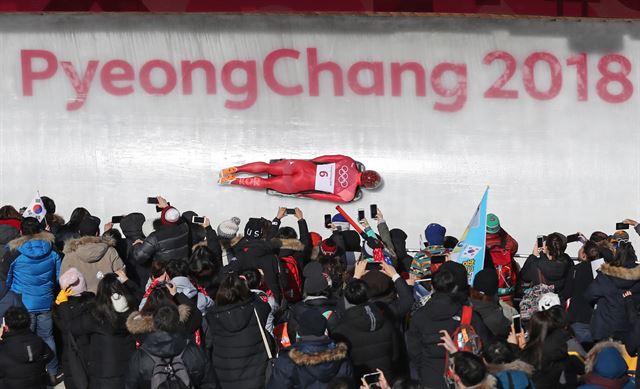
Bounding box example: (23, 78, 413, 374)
(217, 217, 241, 239)
(538, 292, 561, 311)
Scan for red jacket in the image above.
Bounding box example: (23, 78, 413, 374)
(486, 230, 518, 256)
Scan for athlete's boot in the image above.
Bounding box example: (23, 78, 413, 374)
(218, 174, 237, 185)
(219, 166, 238, 178)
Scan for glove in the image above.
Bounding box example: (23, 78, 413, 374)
(55, 288, 72, 305)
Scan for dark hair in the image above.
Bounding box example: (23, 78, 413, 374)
(327, 377, 357, 389)
(521, 310, 555, 369)
(454, 352, 487, 387)
(582, 240, 600, 262)
(92, 273, 135, 328)
(189, 246, 220, 288)
(141, 285, 175, 314)
(391, 377, 427, 389)
(152, 218, 163, 231)
(433, 268, 457, 294)
(0, 205, 21, 220)
(590, 231, 609, 243)
(344, 279, 369, 305)
(278, 226, 298, 239)
(21, 217, 42, 235)
(546, 305, 569, 330)
(483, 340, 518, 364)
(610, 241, 637, 267)
(443, 236, 459, 250)
(151, 260, 167, 279)
(545, 232, 567, 261)
(4, 306, 30, 330)
(153, 304, 181, 333)
(189, 224, 206, 246)
(215, 273, 250, 306)
(319, 255, 347, 290)
(241, 268, 263, 290)
(40, 196, 55, 214)
(66, 207, 90, 230)
(166, 259, 189, 279)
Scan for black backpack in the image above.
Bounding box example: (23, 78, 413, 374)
(142, 344, 193, 389)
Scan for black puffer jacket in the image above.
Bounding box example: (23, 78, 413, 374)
(332, 302, 398, 380)
(132, 222, 189, 265)
(406, 292, 490, 389)
(125, 331, 218, 389)
(523, 328, 570, 389)
(563, 260, 599, 325)
(470, 297, 510, 340)
(267, 337, 352, 389)
(585, 263, 640, 341)
(0, 328, 53, 389)
(232, 238, 283, 302)
(521, 253, 573, 296)
(205, 294, 271, 389)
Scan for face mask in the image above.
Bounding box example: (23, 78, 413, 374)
(111, 293, 129, 313)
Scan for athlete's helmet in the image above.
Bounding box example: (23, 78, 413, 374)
(360, 170, 382, 189)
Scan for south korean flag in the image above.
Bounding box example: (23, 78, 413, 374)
(23, 192, 47, 222)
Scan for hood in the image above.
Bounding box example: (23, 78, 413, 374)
(487, 360, 535, 376)
(424, 293, 463, 320)
(2, 329, 50, 363)
(344, 303, 385, 332)
(279, 238, 305, 256)
(9, 232, 55, 259)
(126, 305, 191, 334)
(171, 276, 197, 299)
(600, 264, 640, 289)
(210, 297, 255, 333)
(0, 224, 20, 245)
(585, 341, 629, 378)
(141, 331, 187, 358)
(289, 341, 348, 381)
(63, 235, 115, 263)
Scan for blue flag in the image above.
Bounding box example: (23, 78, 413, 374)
(450, 187, 489, 285)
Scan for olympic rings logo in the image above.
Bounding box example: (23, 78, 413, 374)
(338, 166, 349, 188)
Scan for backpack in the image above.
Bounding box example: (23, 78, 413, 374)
(520, 269, 554, 320)
(488, 237, 517, 299)
(495, 370, 535, 389)
(142, 344, 193, 389)
(280, 256, 302, 303)
(444, 306, 483, 385)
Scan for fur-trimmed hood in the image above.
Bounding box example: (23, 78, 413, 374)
(600, 263, 640, 281)
(279, 238, 305, 252)
(487, 360, 534, 376)
(584, 340, 628, 374)
(466, 374, 498, 389)
(289, 342, 348, 366)
(63, 235, 117, 263)
(8, 231, 55, 251)
(125, 305, 191, 335)
(63, 235, 116, 254)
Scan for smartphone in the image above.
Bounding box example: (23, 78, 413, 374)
(415, 278, 432, 283)
(111, 216, 123, 224)
(358, 209, 365, 221)
(512, 314, 522, 333)
(324, 214, 332, 229)
(362, 371, 381, 386)
(286, 208, 296, 215)
(147, 197, 159, 204)
(365, 262, 381, 271)
(616, 222, 630, 230)
(192, 216, 206, 224)
(370, 204, 378, 219)
(537, 235, 544, 248)
(566, 233, 580, 243)
(431, 255, 446, 264)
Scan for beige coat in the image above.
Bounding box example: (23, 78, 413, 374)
(60, 235, 125, 293)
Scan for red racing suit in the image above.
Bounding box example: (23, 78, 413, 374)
(231, 155, 361, 202)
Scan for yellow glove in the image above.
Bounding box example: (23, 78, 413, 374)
(55, 287, 72, 305)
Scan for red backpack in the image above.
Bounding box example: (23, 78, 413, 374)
(280, 256, 302, 303)
(488, 237, 517, 300)
(444, 306, 483, 385)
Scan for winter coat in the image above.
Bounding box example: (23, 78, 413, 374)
(267, 337, 352, 389)
(0, 328, 54, 389)
(69, 307, 136, 389)
(525, 329, 570, 389)
(487, 359, 535, 389)
(563, 260, 599, 325)
(205, 294, 272, 389)
(579, 341, 635, 389)
(470, 297, 511, 340)
(277, 296, 343, 344)
(0, 224, 20, 283)
(0, 221, 19, 250)
(5, 232, 61, 312)
(278, 219, 312, 271)
(623, 297, 640, 389)
(232, 237, 283, 303)
(125, 330, 218, 389)
(520, 253, 573, 296)
(585, 264, 640, 341)
(127, 301, 201, 345)
(332, 302, 398, 380)
(406, 292, 490, 389)
(132, 222, 190, 265)
(0, 280, 23, 320)
(61, 235, 126, 293)
(486, 230, 519, 255)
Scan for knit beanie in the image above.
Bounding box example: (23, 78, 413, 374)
(79, 215, 101, 237)
(486, 213, 501, 234)
(425, 223, 446, 246)
(472, 268, 498, 296)
(217, 217, 241, 239)
(297, 309, 327, 337)
(303, 262, 329, 294)
(244, 218, 265, 240)
(58, 267, 87, 296)
(331, 214, 350, 231)
(438, 260, 469, 291)
(182, 211, 198, 224)
(161, 207, 181, 225)
(320, 239, 337, 256)
(362, 270, 393, 298)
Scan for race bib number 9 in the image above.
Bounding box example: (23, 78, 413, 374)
(315, 163, 336, 193)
